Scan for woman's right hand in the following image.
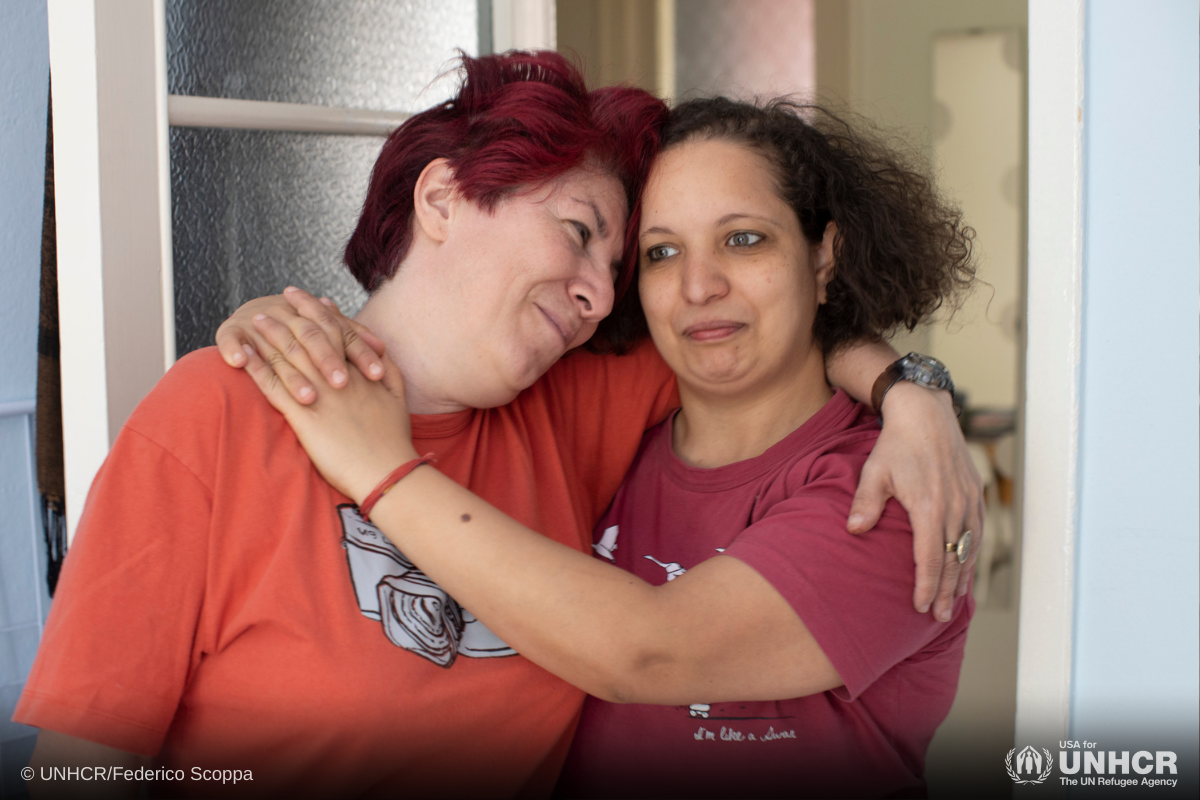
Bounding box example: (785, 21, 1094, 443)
(241, 339, 418, 506)
(215, 287, 387, 404)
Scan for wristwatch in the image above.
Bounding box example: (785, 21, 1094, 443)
(870, 353, 956, 417)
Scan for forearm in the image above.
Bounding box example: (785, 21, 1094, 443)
(367, 466, 672, 702)
(824, 339, 899, 405)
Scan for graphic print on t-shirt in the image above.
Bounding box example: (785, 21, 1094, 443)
(338, 505, 516, 667)
(640, 547, 791, 723)
(680, 701, 796, 723)
(643, 554, 686, 580)
(593, 525, 619, 560)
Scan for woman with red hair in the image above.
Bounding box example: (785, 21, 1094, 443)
(17, 52, 979, 798)
(20, 51, 671, 798)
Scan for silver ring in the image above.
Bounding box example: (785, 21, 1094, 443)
(945, 530, 972, 564)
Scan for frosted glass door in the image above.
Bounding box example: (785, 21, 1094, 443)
(166, 0, 479, 356)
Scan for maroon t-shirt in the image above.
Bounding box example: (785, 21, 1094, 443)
(557, 391, 973, 799)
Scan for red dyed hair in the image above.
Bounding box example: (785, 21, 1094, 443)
(344, 51, 666, 316)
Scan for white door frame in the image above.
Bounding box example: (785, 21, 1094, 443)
(490, 0, 556, 51)
(46, 0, 418, 541)
(1014, 0, 1084, 752)
(47, 0, 173, 539)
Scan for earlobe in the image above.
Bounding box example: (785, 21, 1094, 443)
(814, 221, 838, 304)
(412, 158, 457, 243)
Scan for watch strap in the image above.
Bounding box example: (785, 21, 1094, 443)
(870, 352, 956, 416)
(870, 360, 906, 415)
(868, 362, 902, 417)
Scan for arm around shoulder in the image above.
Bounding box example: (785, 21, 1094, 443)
(366, 466, 842, 706)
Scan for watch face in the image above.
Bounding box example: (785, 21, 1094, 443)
(902, 353, 953, 391)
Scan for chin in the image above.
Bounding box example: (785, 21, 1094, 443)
(686, 375, 758, 398)
(678, 353, 755, 386)
(515, 347, 565, 387)
(463, 359, 555, 409)
(458, 384, 523, 410)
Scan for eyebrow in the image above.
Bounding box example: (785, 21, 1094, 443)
(716, 212, 780, 227)
(641, 213, 781, 240)
(590, 201, 611, 239)
(574, 197, 610, 239)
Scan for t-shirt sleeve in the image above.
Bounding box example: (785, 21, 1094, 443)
(723, 445, 966, 701)
(13, 354, 223, 756)
(541, 340, 679, 514)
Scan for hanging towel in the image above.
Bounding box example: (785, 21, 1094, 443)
(36, 79, 66, 596)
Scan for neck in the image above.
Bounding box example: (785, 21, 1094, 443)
(671, 349, 833, 468)
(354, 279, 469, 415)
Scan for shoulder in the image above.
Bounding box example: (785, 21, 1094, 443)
(122, 347, 290, 478)
(617, 413, 674, 479)
(733, 395, 909, 549)
(137, 346, 266, 405)
(778, 394, 884, 493)
(812, 393, 883, 455)
(129, 347, 278, 426)
(519, 338, 677, 434)
(539, 338, 674, 396)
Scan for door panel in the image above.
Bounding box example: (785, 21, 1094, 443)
(166, 0, 478, 356)
(170, 127, 383, 355)
(166, 0, 477, 110)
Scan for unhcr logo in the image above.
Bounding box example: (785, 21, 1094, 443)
(1007, 745, 1054, 785)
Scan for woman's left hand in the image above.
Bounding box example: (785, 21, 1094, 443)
(847, 383, 985, 622)
(237, 334, 419, 505)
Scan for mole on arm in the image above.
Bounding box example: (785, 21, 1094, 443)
(460, 513, 471, 522)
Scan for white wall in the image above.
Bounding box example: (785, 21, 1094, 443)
(0, 0, 53, 788)
(0, 2, 47, 400)
(1073, 0, 1199, 756)
(844, 0, 1027, 359)
(846, 0, 1026, 139)
(673, 0, 814, 100)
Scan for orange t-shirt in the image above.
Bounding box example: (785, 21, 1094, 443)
(15, 342, 676, 798)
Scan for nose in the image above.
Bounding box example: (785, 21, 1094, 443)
(567, 257, 616, 321)
(680, 251, 730, 305)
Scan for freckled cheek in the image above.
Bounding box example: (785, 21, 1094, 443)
(638, 283, 674, 335)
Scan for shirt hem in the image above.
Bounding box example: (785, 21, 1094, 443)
(14, 689, 167, 757)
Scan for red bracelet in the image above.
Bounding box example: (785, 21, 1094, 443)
(359, 453, 435, 521)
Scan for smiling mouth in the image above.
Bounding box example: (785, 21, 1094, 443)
(537, 305, 573, 347)
(683, 321, 745, 342)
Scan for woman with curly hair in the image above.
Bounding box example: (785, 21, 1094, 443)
(234, 96, 977, 798)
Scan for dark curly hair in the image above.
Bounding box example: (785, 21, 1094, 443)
(596, 97, 975, 354)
